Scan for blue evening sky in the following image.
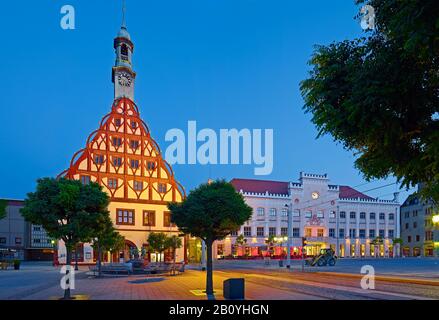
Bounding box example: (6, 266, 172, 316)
(0, 0, 412, 201)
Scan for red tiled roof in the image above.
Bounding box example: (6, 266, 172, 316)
(230, 179, 289, 195)
(230, 179, 373, 200)
(339, 186, 373, 200)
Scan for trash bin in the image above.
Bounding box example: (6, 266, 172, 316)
(279, 260, 284, 267)
(223, 278, 245, 300)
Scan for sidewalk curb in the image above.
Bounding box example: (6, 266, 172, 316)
(315, 272, 439, 286)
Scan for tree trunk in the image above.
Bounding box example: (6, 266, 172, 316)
(97, 242, 102, 277)
(64, 247, 72, 300)
(205, 239, 214, 298)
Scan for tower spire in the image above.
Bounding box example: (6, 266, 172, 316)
(122, 0, 127, 28)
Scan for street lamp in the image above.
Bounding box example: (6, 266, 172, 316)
(432, 214, 439, 224)
(285, 203, 292, 269)
(51, 240, 57, 267)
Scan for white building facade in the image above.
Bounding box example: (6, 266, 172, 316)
(215, 173, 400, 259)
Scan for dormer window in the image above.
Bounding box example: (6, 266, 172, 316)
(115, 118, 122, 127)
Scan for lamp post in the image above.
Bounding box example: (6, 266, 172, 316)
(285, 203, 292, 269)
(51, 240, 57, 267)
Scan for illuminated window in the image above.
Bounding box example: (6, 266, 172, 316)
(317, 229, 324, 237)
(163, 211, 175, 227)
(143, 211, 156, 227)
(305, 228, 312, 237)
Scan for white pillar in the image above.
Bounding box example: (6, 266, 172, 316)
(286, 204, 292, 268)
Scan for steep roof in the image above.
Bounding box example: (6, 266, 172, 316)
(339, 186, 373, 200)
(230, 178, 372, 199)
(230, 179, 289, 195)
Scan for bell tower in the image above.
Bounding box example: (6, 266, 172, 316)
(112, 0, 136, 101)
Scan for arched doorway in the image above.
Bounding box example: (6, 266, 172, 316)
(120, 240, 138, 262)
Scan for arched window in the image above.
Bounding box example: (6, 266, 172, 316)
(121, 44, 129, 58)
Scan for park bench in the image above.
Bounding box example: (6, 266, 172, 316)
(98, 263, 133, 275)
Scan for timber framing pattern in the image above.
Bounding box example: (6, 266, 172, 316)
(58, 97, 186, 205)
